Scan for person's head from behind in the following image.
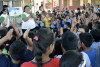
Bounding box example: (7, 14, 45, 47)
(24, 5, 30, 14)
(9, 40, 26, 62)
(90, 29, 100, 42)
(61, 31, 78, 52)
(65, 22, 71, 29)
(33, 28, 54, 67)
(54, 39, 63, 56)
(92, 21, 100, 29)
(60, 50, 86, 67)
(77, 25, 89, 36)
(79, 33, 93, 49)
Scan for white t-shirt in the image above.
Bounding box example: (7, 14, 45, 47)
(22, 12, 36, 29)
(0, 14, 10, 28)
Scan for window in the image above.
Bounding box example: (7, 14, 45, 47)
(13, 1, 21, 7)
(73, 0, 80, 6)
(91, 0, 100, 5)
(64, 0, 67, 6)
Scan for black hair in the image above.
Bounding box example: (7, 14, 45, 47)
(65, 22, 71, 28)
(62, 31, 78, 51)
(79, 33, 93, 47)
(93, 21, 100, 29)
(90, 29, 100, 42)
(60, 50, 83, 67)
(0, 9, 7, 15)
(54, 39, 63, 56)
(3, 5, 8, 9)
(9, 40, 26, 61)
(79, 25, 89, 32)
(0, 29, 7, 39)
(39, 6, 41, 10)
(23, 5, 29, 12)
(88, 22, 92, 30)
(33, 28, 54, 67)
(96, 13, 100, 18)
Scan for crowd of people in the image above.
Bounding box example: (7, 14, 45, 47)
(0, 3, 100, 67)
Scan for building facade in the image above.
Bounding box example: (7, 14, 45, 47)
(56, 0, 100, 10)
(0, 0, 100, 12)
(0, 0, 42, 13)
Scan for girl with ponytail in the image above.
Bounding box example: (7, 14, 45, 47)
(21, 28, 60, 67)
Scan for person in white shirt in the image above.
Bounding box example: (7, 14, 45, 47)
(0, 9, 10, 29)
(22, 5, 37, 33)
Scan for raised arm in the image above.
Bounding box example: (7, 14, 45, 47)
(0, 29, 13, 46)
(30, 12, 37, 20)
(11, 19, 21, 39)
(22, 14, 31, 22)
(23, 29, 33, 51)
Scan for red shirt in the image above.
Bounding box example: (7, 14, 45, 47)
(21, 58, 60, 67)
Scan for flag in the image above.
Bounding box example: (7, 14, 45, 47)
(28, 1, 32, 9)
(47, 0, 50, 3)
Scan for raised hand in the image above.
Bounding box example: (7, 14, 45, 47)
(6, 29, 13, 40)
(23, 28, 30, 39)
(11, 19, 15, 27)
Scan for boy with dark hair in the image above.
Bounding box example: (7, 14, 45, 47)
(0, 27, 34, 67)
(62, 31, 78, 51)
(90, 29, 100, 49)
(77, 25, 89, 35)
(79, 33, 95, 67)
(92, 21, 100, 29)
(9, 40, 26, 63)
(60, 31, 91, 67)
(60, 50, 86, 67)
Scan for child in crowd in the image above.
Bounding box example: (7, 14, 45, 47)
(21, 28, 60, 67)
(79, 33, 95, 67)
(60, 50, 86, 67)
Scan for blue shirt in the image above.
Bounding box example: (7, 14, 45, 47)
(83, 48, 95, 67)
(91, 41, 100, 50)
(40, 21, 45, 28)
(63, 19, 71, 28)
(94, 8, 98, 12)
(57, 21, 62, 29)
(51, 21, 56, 29)
(35, 20, 39, 27)
(0, 49, 34, 67)
(0, 54, 10, 67)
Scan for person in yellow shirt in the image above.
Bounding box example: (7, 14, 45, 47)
(43, 14, 51, 28)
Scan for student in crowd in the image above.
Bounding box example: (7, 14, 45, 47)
(0, 20, 34, 67)
(90, 29, 100, 50)
(21, 28, 60, 67)
(0, 9, 10, 29)
(42, 14, 51, 28)
(92, 21, 100, 29)
(60, 50, 86, 67)
(77, 24, 89, 38)
(22, 5, 37, 33)
(79, 33, 95, 67)
(51, 17, 57, 29)
(63, 15, 71, 28)
(61, 31, 91, 67)
(90, 29, 100, 67)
